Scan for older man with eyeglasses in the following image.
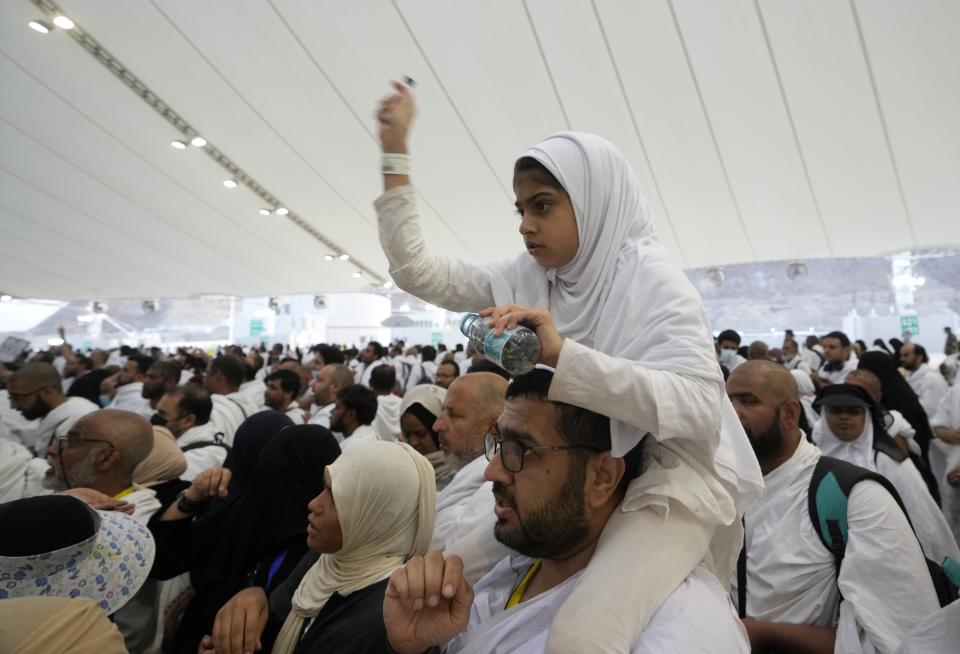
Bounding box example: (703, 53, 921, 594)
(42, 408, 168, 653)
(7, 362, 98, 455)
(384, 369, 750, 654)
(429, 372, 510, 585)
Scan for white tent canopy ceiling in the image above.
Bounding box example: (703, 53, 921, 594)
(1, 0, 957, 301)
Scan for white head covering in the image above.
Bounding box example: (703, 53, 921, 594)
(487, 133, 761, 505)
(271, 440, 436, 654)
(812, 411, 876, 470)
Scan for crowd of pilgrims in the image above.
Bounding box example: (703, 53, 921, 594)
(1, 328, 958, 653)
(2, 82, 960, 653)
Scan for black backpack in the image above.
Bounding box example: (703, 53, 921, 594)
(737, 455, 960, 618)
(806, 456, 959, 608)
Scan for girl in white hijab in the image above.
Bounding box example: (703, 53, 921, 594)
(812, 384, 959, 567)
(270, 440, 435, 654)
(375, 83, 763, 652)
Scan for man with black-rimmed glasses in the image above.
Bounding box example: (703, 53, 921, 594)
(7, 362, 98, 454)
(383, 369, 749, 653)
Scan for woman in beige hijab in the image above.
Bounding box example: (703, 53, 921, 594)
(205, 439, 436, 654)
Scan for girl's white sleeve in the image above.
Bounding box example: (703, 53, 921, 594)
(375, 186, 496, 312)
(549, 338, 722, 443)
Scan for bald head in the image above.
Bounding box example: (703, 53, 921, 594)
(728, 359, 798, 404)
(75, 410, 154, 476)
(450, 372, 509, 419)
(727, 360, 802, 472)
(845, 369, 882, 403)
(9, 362, 62, 392)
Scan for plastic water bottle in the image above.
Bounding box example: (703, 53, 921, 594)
(460, 313, 542, 375)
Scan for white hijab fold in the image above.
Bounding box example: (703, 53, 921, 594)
(271, 441, 436, 654)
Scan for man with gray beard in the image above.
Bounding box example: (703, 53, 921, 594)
(429, 372, 510, 584)
(42, 409, 163, 653)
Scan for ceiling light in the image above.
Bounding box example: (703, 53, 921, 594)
(223, 179, 238, 189)
(52, 15, 75, 29)
(190, 136, 207, 147)
(323, 254, 334, 261)
(339, 254, 350, 261)
(47, 338, 65, 346)
(170, 139, 188, 150)
(28, 20, 51, 34)
(383, 280, 394, 289)
(258, 208, 272, 216)
(0, 294, 12, 302)
(275, 207, 289, 216)
(352, 271, 362, 278)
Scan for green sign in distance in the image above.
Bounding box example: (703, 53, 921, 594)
(431, 331, 443, 346)
(900, 315, 919, 335)
(250, 319, 264, 337)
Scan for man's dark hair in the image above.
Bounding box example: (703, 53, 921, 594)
(245, 352, 264, 382)
(366, 341, 385, 359)
(337, 385, 378, 426)
(148, 360, 180, 386)
(439, 360, 461, 376)
(73, 354, 92, 370)
(421, 345, 437, 362)
(209, 356, 245, 388)
(315, 344, 345, 365)
(823, 331, 851, 348)
(128, 353, 155, 376)
(169, 384, 212, 425)
(717, 329, 741, 346)
(370, 364, 396, 393)
(266, 369, 301, 398)
(455, 344, 464, 352)
(505, 369, 642, 495)
(437, 344, 447, 352)
(280, 356, 300, 366)
(913, 344, 929, 363)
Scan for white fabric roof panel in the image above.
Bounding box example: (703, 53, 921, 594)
(0, 0, 956, 301)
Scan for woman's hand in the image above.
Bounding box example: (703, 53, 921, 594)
(186, 467, 232, 502)
(377, 81, 416, 153)
(479, 305, 565, 368)
(212, 587, 269, 654)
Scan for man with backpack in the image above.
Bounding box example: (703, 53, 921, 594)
(727, 360, 941, 653)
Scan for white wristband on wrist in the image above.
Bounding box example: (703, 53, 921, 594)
(382, 153, 411, 175)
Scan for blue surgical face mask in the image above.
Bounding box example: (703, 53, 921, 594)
(99, 394, 111, 408)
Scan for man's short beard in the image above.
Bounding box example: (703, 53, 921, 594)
(492, 459, 590, 560)
(443, 443, 484, 472)
(744, 409, 785, 459)
(43, 452, 102, 491)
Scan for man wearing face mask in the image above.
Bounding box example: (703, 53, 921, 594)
(811, 384, 959, 565)
(154, 385, 227, 481)
(717, 329, 747, 373)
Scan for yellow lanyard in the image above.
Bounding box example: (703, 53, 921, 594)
(114, 486, 135, 500)
(505, 559, 541, 609)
